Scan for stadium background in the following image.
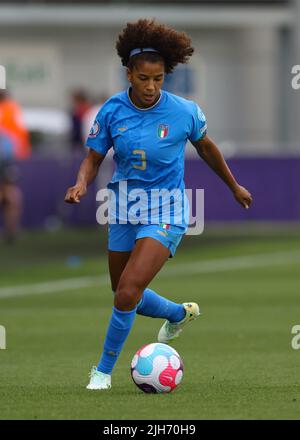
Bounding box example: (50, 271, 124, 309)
(0, 0, 300, 420)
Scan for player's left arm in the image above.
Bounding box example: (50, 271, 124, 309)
(191, 134, 253, 209)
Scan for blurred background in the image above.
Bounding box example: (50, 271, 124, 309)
(0, 0, 300, 420)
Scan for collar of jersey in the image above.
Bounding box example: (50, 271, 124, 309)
(126, 87, 164, 111)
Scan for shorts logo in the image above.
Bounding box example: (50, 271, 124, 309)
(89, 120, 100, 138)
(157, 223, 170, 236)
(158, 124, 169, 139)
(157, 230, 168, 237)
(160, 223, 170, 230)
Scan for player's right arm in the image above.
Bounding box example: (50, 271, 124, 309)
(65, 100, 112, 204)
(64, 148, 105, 204)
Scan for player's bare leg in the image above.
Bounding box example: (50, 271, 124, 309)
(108, 250, 131, 292)
(108, 248, 188, 320)
(124, 241, 200, 344)
(113, 237, 170, 311)
(87, 238, 170, 390)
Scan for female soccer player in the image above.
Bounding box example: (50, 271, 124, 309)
(65, 19, 252, 390)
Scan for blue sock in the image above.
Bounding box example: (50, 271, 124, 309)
(97, 306, 137, 374)
(137, 288, 185, 323)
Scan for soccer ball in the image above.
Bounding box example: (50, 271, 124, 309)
(130, 342, 184, 393)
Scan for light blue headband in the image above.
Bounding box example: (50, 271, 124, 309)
(129, 47, 159, 58)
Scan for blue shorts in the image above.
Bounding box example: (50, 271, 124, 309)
(108, 223, 186, 257)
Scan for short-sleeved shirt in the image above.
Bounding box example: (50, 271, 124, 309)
(86, 88, 207, 227)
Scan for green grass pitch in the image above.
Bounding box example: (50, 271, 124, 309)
(0, 223, 300, 420)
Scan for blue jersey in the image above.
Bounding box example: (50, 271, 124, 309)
(86, 88, 207, 227)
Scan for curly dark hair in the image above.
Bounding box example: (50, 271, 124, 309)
(116, 19, 194, 74)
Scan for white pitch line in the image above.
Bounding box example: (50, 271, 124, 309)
(161, 249, 300, 277)
(0, 250, 299, 300)
(0, 275, 109, 299)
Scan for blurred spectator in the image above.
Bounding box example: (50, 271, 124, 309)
(70, 89, 92, 152)
(0, 90, 31, 243)
(0, 90, 31, 159)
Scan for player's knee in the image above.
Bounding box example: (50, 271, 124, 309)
(114, 285, 140, 311)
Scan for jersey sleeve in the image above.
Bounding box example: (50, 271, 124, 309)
(188, 102, 207, 142)
(85, 104, 113, 155)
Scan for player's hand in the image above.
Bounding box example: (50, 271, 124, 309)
(232, 184, 253, 209)
(64, 183, 87, 204)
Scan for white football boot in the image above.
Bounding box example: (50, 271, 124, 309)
(86, 366, 111, 390)
(158, 302, 201, 344)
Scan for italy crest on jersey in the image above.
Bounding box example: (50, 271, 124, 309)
(157, 124, 169, 139)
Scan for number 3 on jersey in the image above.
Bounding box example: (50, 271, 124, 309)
(133, 149, 146, 170)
